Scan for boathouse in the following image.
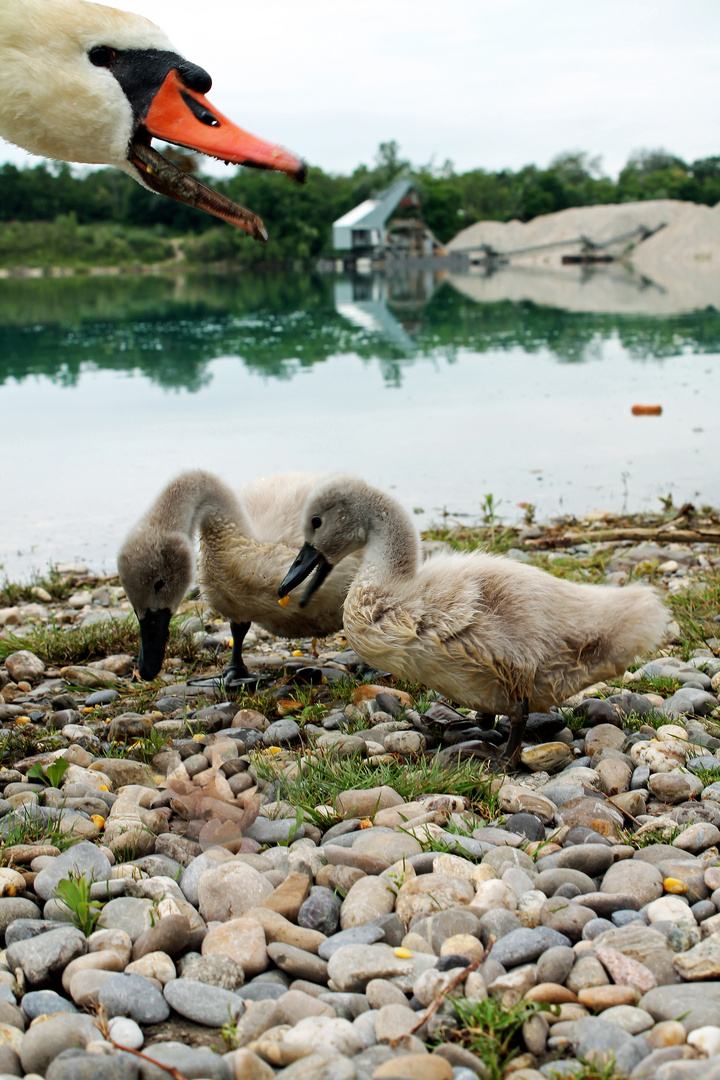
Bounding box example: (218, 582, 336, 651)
(332, 178, 432, 256)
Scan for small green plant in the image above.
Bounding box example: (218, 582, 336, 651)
(220, 1008, 240, 1051)
(629, 673, 682, 696)
(55, 872, 105, 935)
(128, 727, 172, 762)
(667, 566, 720, 660)
(0, 811, 77, 854)
(480, 492, 502, 530)
(614, 823, 681, 848)
(26, 758, 70, 788)
(449, 996, 550, 1080)
(278, 806, 305, 847)
(547, 1055, 625, 1080)
(620, 709, 668, 733)
(692, 764, 720, 788)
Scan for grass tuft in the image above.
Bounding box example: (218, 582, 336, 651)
(447, 996, 551, 1080)
(254, 749, 497, 825)
(0, 613, 204, 668)
(667, 566, 720, 660)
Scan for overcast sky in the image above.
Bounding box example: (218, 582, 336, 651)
(2, 0, 719, 178)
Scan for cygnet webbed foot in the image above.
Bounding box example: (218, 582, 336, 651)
(186, 620, 270, 691)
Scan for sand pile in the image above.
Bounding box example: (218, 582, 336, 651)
(447, 200, 720, 313)
(447, 199, 717, 265)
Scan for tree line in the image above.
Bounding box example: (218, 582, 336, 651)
(0, 142, 718, 267)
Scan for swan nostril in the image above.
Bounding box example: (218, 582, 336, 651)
(180, 91, 220, 127)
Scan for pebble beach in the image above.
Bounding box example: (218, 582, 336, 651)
(0, 520, 719, 1080)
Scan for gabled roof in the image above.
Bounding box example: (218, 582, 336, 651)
(333, 178, 415, 231)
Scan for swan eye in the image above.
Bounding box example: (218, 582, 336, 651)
(311, 516, 322, 530)
(153, 579, 165, 594)
(89, 46, 117, 67)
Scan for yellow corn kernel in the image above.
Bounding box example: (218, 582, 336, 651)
(192, 733, 205, 742)
(98, 785, 109, 791)
(15, 717, 30, 725)
(91, 815, 106, 829)
(394, 947, 412, 958)
(278, 596, 291, 607)
(664, 877, 687, 894)
(265, 746, 283, 754)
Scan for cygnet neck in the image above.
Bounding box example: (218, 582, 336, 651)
(360, 490, 419, 582)
(146, 471, 250, 540)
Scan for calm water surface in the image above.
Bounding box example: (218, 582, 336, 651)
(1, 269, 719, 579)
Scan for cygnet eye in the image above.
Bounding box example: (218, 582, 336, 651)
(89, 46, 117, 67)
(153, 579, 165, 593)
(311, 516, 322, 530)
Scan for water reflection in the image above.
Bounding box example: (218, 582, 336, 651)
(0, 268, 719, 392)
(1, 267, 719, 579)
(448, 261, 720, 317)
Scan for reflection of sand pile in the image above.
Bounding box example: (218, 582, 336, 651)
(448, 265, 674, 315)
(447, 200, 720, 314)
(448, 262, 720, 316)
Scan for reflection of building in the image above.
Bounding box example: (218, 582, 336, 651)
(332, 179, 440, 262)
(333, 271, 442, 351)
(334, 277, 416, 350)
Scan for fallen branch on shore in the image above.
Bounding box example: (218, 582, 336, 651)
(524, 526, 720, 549)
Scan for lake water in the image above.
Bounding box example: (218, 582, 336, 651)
(1, 267, 719, 580)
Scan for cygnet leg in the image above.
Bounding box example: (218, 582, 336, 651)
(225, 620, 254, 682)
(188, 621, 269, 690)
(503, 698, 529, 766)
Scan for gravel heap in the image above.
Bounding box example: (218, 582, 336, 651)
(0, 537, 718, 1080)
(446, 199, 720, 317)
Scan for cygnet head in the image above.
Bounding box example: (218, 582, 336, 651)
(278, 477, 371, 607)
(117, 530, 193, 680)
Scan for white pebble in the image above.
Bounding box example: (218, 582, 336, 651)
(108, 1016, 144, 1050)
(688, 1025, 720, 1057)
(646, 895, 694, 924)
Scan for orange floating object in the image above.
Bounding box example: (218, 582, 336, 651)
(631, 405, 662, 416)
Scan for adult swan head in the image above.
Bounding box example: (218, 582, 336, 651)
(0, 0, 307, 239)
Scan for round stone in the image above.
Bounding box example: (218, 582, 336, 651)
(298, 887, 340, 936)
(97, 973, 170, 1024)
(163, 978, 243, 1027)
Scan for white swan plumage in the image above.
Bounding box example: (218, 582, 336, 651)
(0, 0, 306, 236)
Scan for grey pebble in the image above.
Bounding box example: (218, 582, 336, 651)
(21, 990, 77, 1019)
(98, 973, 171, 1024)
(236, 981, 288, 1001)
(0, 898, 42, 935)
(298, 887, 340, 936)
(83, 689, 119, 706)
(6, 925, 87, 984)
(45, 1050, 138, 1080)
(134, 1041, 231, 1080)
(319, 925, 386, 960)
(262, 718, 301, 745)
(243, 817, 305, 844)
(33, 841, 112, 901)
(4, 918, 66, 945)
(163, 979, 243, 1026)
(490, 926, 571, 967)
